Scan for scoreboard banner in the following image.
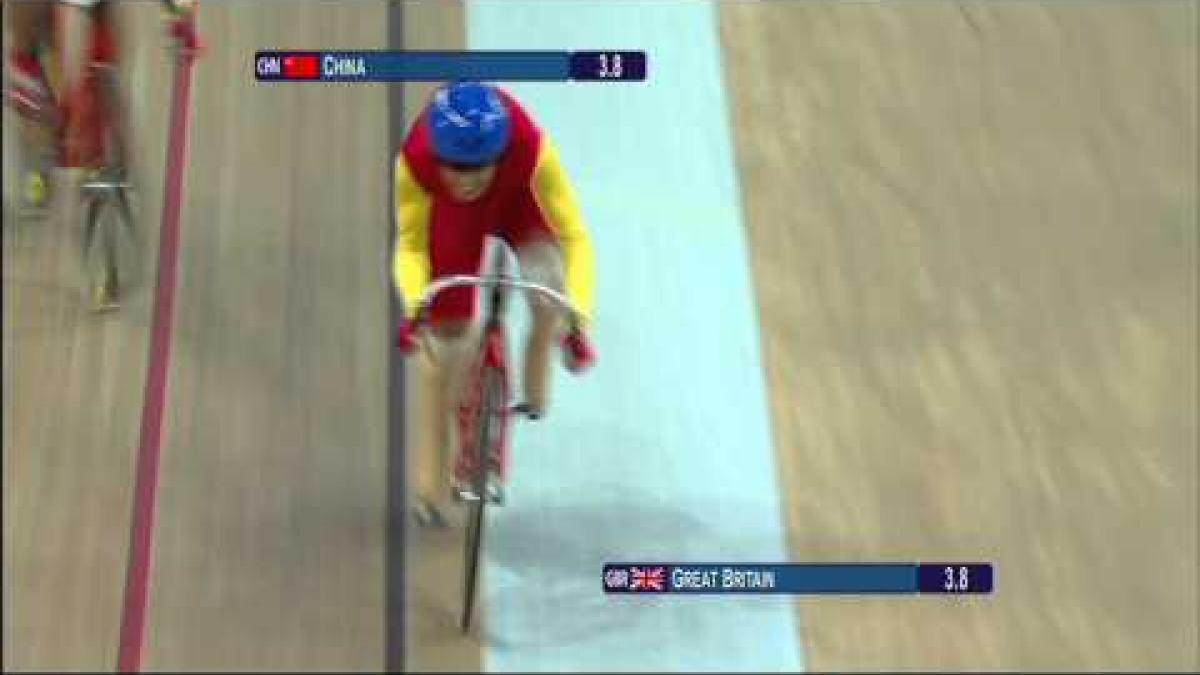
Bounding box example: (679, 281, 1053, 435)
(602, 563, 995, 595)
(255, 50, 647, 82)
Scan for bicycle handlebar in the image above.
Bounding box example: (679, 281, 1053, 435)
(413, 275, 584, 333)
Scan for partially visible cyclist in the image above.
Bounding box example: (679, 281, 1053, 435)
(393, 80, 598, 527)
(4, 0, 195, 210)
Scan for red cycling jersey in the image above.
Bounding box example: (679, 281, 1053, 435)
(393, 88, 596, 324)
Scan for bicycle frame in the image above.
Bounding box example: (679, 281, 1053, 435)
(413, 241, 583, 483)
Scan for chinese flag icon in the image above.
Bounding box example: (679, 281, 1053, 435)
(282, 54, 320, 79)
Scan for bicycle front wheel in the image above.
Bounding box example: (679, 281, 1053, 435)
(461, 363, 504, 634)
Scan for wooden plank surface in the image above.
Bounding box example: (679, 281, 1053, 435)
(395, 2, 488, 672)
(720, 2, 1197, 670)
(137, 4, 390, 671)
(3, 3, 169, 670)
(4, 2, 490, 671)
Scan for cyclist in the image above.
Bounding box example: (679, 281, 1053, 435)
(5, 0, 194, 210)
(393, 80, 597, 526)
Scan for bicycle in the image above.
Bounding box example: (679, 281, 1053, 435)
(6, 0, 198, 310)
(406, 239, 587, 634)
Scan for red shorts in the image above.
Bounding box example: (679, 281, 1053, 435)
(427, 188, 556, 322)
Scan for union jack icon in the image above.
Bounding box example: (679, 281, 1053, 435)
(629, 566, 666, 592)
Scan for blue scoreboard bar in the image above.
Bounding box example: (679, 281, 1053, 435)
(602, 563, 995, 595)
(255, 50, 647, 82)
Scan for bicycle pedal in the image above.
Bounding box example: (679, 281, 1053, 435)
(511, 402, 543, 420)
(453, 484, 482, 503)
(412, 500, 449, 529)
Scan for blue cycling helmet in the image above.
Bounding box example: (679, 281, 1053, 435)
(427, 81, 512, 166)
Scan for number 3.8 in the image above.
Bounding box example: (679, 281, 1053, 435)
(943, 565, 969, 591)
(598, 53, 623, 79)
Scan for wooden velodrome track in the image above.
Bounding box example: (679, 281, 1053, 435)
(3, 1, 1196, 672)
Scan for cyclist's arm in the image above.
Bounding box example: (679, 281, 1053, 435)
(393, 154, 433, 321)
(531, 137, 596, 326)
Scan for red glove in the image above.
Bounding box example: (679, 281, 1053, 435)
(561, 330, 596, 374)
(396, 318, 420, 355)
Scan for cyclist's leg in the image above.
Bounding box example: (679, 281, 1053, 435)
(55, 1, 96, 167)
(411, 208, 488, 521)
(5, 1, 55, 209)
(513, 235, 566, 416)
(502, 188, 566, 416)
(55, 1, 98, 88)
(433, 317, 478, 479)
(410, 317, 477, 525)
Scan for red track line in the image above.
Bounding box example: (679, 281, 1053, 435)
(116, 35, 198, 674)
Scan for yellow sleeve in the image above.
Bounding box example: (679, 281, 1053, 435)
(392, 154, 432, 320)
(531, 137, 596, 326)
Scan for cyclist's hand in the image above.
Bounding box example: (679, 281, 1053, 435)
(396, 317, 421, 355)
(562, 329, 595, 374)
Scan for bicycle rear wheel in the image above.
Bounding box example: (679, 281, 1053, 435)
(461, 363, 504, 634)
(78, 61, 139, 310)
(80, 182, 137, 310)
